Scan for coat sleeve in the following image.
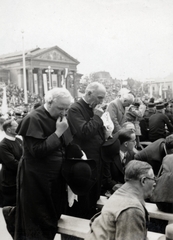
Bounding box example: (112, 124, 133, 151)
(164, 115, 173, 133)
(116, 208, 147, 240)
(107, 102, 121, 132)
(68, 107, 103, 140)
(23, 133, 62, 159)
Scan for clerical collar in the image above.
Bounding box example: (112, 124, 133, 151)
(5, 134, 16, 141)
(82, 97, 92, 108)
(82, 97, 89, 104)
(44, 103, 48, 112)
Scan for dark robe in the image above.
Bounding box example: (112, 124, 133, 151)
(14, 106, 68, 240)
(67, 98, 105, 219)
(0, 137, 23, 206)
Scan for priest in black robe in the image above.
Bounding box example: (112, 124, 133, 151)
(14, 88, 73, 240)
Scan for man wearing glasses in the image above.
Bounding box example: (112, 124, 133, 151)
(86, 160, 156, 240)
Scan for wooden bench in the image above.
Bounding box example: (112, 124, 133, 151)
(57, 214, 164, 240)
(97, 196, 173, 224)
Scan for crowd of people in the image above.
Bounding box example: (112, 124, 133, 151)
(0, 82, 173, 239)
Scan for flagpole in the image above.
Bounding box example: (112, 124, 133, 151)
(21, 30, 28, 104)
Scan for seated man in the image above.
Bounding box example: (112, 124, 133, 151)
(150, 134, 173, 213)
(101, 128, 136, 195)
(85, 160, 156, 240)
(134, 135, 173, 175)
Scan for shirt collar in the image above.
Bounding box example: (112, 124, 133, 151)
(5, 134, 16, 141)
(44, 103, 48, 112)
(82, 97, 92, 108)
(119, 150, 125, 160)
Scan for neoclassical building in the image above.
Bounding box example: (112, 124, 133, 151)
(147, 73, 173, 100)
(0, 46, 80, 100)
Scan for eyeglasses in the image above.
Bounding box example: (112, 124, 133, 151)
(145, 176, 156, 182)
(128, 139, 136, 143)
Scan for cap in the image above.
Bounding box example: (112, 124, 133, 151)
(148, 103, 155, 108)
(156, 103, 165, 110)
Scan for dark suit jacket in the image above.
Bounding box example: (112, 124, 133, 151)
(67, 98, 105, 218)
(101, 136, 134, 192)
(134, 138, 166, 175)
(67, 98, 105, 168)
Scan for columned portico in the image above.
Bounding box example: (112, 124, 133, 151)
(28, 68, 34, 95)
(0, 46, 80, 101)
(38, 69, 44, 97)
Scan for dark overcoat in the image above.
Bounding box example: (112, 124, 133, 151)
(67, 98, 105, 218)
(14, 106, 68, 240)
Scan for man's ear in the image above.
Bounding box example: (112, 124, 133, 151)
(124, 141, 128, 147)
(6, 127, 11, 133)
(87, 91, 92, 96)
(140, 176, 146, 186)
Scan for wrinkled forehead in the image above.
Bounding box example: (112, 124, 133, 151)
(93, 87, 106, 97)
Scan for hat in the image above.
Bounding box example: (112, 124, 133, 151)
(148, 103, 155, 108)
(158, 223, 173, 240)
(156, 103, 165, 110)
(62, 144, 97, 195)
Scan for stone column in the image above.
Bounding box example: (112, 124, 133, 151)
(57, 70, 62, 87)
(72, 71, 78, 101)
(28, 68, 34, 95)
(38, 69, 44, 97)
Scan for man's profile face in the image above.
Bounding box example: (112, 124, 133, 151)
(126, 133, 136, 151)
(123, 99, 133, 107)
(9, 120, 18, 136)
(49, 97, 71, 119)
(88, 88, 106, 108)
(143, 168, 156, 199)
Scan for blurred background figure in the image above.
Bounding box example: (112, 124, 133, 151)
(0, 119, 22, 207)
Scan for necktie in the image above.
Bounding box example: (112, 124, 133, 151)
(122, 153, 127, 169)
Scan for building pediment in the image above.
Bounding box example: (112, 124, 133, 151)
(35, 49, 70, 61)
(32, 46, 79, 64)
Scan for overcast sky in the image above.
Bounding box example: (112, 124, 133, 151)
(0, 0, 173, 81)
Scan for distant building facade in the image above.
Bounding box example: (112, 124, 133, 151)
(147, 74, 173, 100)
(0, 46, 81, 100)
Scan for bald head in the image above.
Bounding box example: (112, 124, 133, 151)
(85, 82, 106, 94)
(121, 93, 135, 107)
(84, 82, 106, 108)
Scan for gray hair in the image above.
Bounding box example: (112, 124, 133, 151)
(121, 121, 135, 129)
(44, 87, 73, 103)
(125, 160, 152, 182)
(85, 82, 106, 94)
(122, 93, 135, 103)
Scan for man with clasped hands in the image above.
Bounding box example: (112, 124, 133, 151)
(14, 87, 73, 240)
(67, 82, 107, 219)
